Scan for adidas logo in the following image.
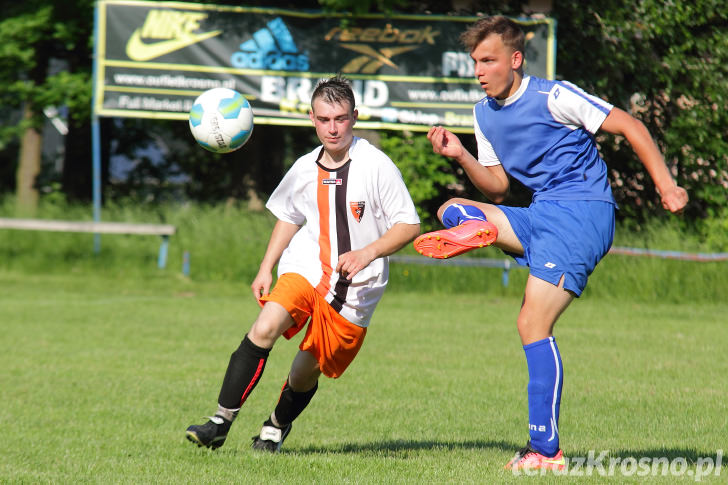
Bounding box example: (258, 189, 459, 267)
(231, 17, 309, 71)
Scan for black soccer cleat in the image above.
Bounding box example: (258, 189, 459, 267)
(186, 415, 231, 449)
(251, 419, 292, 453)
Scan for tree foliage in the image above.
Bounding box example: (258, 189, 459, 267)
(0, 0, 94, 200)
(379, 131, 459, 227)
(0, 0, 725, 224)
(553, 0, 728, 220)
(318, 0, 410, 16)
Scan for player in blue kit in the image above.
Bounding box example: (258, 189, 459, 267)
(414, 16, 688, 471)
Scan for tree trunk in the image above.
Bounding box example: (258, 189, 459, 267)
(16, 105, 43, 215)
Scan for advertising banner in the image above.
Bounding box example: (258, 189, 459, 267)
(95, 0, 556, 132)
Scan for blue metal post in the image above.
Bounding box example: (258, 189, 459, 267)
(501, 259, 511, 287)
(157, 236, 169, 269)
(91, 2, 102, 253)
(183, 251, 191, 276)
(91, 118, 101, 253)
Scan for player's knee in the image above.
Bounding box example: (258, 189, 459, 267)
(516, 313, 537, 337)
(516, 314, 527, 331)
(288, 352, 321, 391)
(437, 198, 467, 221)
(288, 369, 320, 392)
(249, 302, 293, 346)
(516, 314, 554, 344)
(436, 201, 450, 221)
(248, 318, 282, 348)
(288, 365, 321, 392)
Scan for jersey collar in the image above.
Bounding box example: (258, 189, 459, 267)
(315, 136, 359, 170)
(494, 76, 531, 107)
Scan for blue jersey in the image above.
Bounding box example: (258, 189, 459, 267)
(474, 76, 615, 204)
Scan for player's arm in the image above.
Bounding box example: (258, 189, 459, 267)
(600, 107, 688, 213)
(336, 222, 420, 280)
(251, 219, 301, 305)
(427, 125, 510, 203)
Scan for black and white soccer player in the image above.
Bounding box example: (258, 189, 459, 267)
(186, 75, 420, 452)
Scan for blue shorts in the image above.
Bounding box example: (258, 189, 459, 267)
(498, 200, 615, 296)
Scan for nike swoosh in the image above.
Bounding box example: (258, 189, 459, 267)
(126, 29, 222, 61)
(543, 458, 565, 465)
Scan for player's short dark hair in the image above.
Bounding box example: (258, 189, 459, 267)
(460, 15, 525, 56)
(311, 74, 356, 113)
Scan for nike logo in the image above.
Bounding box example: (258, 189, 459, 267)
(126, 29, 221, 61)
(543, 457, 565, 465)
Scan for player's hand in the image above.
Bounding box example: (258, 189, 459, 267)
(336, 248, 375, 281)
(251, 270, 273, 307)
(427, 125, 464, 160)
(660, 185, 689, 214)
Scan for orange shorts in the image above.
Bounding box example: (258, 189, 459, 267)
(259, 272, 367, 378)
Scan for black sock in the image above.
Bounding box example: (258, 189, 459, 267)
(272, 379, 318, 427)
(217, 334, 270, 410)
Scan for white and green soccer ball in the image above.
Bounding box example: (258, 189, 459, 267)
(189, 88, 254, 153)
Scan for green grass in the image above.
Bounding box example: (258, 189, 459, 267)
(2, 198, 727, 303)
(0, 199, 278, 282)
(0, 271, 726, 483)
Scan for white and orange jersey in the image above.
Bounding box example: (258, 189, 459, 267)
(266, 137, 419, 326)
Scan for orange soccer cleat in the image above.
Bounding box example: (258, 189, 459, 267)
(413, 220, 498, 259)
(505, 444, 566, 471)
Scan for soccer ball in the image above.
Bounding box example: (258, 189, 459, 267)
(189, 88, 254, 153)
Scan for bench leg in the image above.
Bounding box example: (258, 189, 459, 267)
(501, 260, 511, 287)
(183, 251, 190, 277)
(158, 235, 169, 269)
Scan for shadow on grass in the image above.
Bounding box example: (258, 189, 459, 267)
(290, 439, 519, 456)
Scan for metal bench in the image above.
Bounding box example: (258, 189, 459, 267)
(0, 218, 176, 268)
(392, 246, 728, 288)
(390, 254, 520, 286)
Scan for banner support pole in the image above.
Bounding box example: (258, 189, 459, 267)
(91, 0, 102, 253)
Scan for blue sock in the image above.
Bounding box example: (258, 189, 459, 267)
(441, 203, 487, 228)
(523, 336, 563, 457)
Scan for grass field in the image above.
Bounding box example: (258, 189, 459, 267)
(0, 270, 725, 483)
(2, 199, 727, 304)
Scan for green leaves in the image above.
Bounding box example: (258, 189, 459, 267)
(0, 7, 51, 78)
(0, 0, 725, 223)
(380, 130, 458, 226)
(0, 2, 93, 135)
(555, 0, 728, 220)
(318, 0, 410, 16)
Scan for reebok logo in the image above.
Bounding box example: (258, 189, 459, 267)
(339, 44, 419, 74)
(231, 17, 309, 71)
(325, 25, 439, 74)
(126, 10, 221, 61)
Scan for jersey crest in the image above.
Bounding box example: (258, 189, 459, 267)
(349, 201, 365, 222)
